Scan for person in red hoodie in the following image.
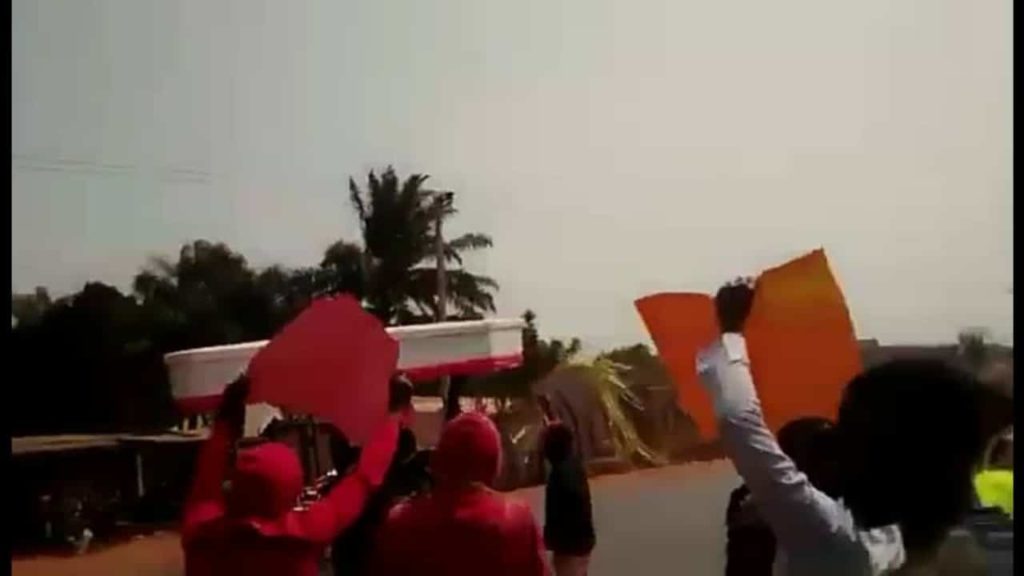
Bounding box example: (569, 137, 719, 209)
(368, 411, 550, 576)
(181, 375, 401, 576)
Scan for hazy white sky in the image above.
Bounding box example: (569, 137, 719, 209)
(13, 0, 1013, 349)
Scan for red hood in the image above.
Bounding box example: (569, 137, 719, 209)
(431, 412, 502, 488)
(226, 442, 304, 520)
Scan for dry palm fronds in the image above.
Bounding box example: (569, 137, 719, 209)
(568, 356, 667, 466)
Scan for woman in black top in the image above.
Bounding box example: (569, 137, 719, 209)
(541, 414, 596, 576)
(330, 426, 419, 576)
(330, 374, 423, 576)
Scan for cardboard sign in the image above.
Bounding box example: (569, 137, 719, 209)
(247, 296, 399, 444)
(635, 249, 862, 439)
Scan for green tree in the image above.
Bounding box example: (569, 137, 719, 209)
(254, 265, 328, 330)
(11, 286, 53, 327)
(320, 167, 498, 325)
(466, 310, 583, 405)
(520, 309, 581, 380)
(132, 240, 279, 349)
(11, 282, 175, 434)
(958, 328, 989, 374)
(14, 240, 314, 435)
(12, 165, 503, 435)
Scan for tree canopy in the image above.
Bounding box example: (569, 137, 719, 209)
(327, 167, 499, 324)
(10, 168, 504, 435)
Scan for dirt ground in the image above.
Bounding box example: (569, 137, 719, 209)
(13, 532, 184, 576)
(12, 460, 737, 576)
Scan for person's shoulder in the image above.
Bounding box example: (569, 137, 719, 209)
(371, 495, 434, 545)
(503, 494, 534, 513)
(498, 495, 541, 527)
(465, 487, 534, 519)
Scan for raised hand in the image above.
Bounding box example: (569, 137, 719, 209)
(357, 418, 401, 488)
(715, 277, 756, 334)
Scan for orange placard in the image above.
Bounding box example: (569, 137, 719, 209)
(634, 293, 718, 437)
(635, 249, 862, 439)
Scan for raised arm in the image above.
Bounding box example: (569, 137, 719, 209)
(181, 376, 249, 540)
(291, 417, 400, 543)
(697, 281, 851, 548)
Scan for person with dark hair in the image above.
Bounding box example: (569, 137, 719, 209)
(725, 417, 838, 576)
(330, 432, 361, 476)
(367, 411, 549, 576)
(180, 375, 402, 576)
(388, 373, 415, 416)
(540, 411, 596, 576)
(837, 358, 984, 561)
(310, 430, 361, 501)
(330, 373, 421, 576)
(775, 417, 839, 498)
(443, 375, 468, 422)
(699, 279, 984, 574)
(724, 485, 776, 576)
(384, 373, 426, 497)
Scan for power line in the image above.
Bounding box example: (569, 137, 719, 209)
(13, 154, 213, 182)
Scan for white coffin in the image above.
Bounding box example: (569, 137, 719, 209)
(164, 318, 525, 413)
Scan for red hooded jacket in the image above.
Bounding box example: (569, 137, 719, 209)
(368, 412, 550, 576)
(181, 418, 398, 576)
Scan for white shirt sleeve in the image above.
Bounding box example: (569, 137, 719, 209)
(696, 333, 853, 548)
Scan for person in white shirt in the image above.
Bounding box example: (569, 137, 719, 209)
(725, 416, 840, 576)
(698, 279, 984, 575)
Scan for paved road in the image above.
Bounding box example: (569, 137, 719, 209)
(13, 460, 739, 576)
(520, 460, 739, 576)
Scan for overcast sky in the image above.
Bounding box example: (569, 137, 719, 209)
(13, 0, 1013, 349)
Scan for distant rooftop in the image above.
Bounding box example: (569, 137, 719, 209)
(858, 340, 958, 367)
(12, 431, 209, 457)
(857, 339, 1012, 369)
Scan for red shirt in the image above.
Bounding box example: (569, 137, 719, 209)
(182, 419, 398, 576)
(368, 412, 549, 576)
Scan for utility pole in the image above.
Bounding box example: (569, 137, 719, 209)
(434, 191, 453, 323)
(434, 192, 456, 418)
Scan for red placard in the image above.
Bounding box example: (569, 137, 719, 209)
(247, 296, 399, 444)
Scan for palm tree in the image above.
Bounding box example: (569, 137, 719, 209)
(321, 167, 499, 325)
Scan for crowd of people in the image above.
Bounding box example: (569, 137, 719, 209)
(181, 280, 1012, 576)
